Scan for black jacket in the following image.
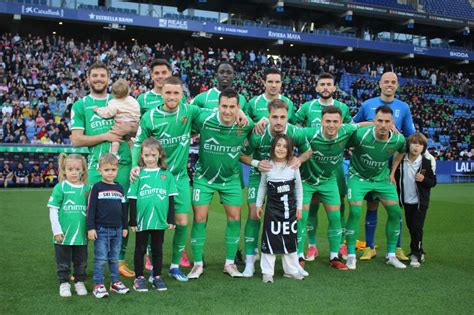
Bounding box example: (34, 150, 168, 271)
(395, 155, 437, 210)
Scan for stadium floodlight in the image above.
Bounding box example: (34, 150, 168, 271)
(274, 1, 284, 13)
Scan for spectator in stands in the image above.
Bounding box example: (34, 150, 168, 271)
(43, 161, 58, 187)
(3, 122, 15, 143)
(14, 162, 29, 186)
(2, 98, 12, 117)
(2, 163, 14, 188)
(30, 163, 44, 187)
(31, 135, 41, 144)
(35, 112, 46, 128)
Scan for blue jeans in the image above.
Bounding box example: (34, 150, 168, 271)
(93, 226, 122, 285)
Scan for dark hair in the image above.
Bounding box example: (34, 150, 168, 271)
(87, 62, 108, 77)
(215, 61, 235, 72)
(150, 59, 172, 72)
(263, 68, 282, 81)
(163, 76, 183, 87)
(267, 99, 288, 113)
(318, 72, 335, 82)
(406, 132, 428, 154)
(321, 105, 342, 118)
(139, 138, 167, 169)
(270, 134, 294, 161)
(218, 88, 239, 105)
(375, 105, 393, 115)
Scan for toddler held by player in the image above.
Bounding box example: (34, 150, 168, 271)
(93, 79, 140, 157)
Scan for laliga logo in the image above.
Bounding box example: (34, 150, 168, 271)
(449, 51, 468, 58)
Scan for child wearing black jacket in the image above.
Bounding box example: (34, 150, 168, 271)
(392, 132, 436, 268)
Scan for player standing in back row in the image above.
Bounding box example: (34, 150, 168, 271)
(295, 72, 352, 261)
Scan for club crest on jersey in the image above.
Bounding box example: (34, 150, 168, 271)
(338, 141, 344, 147)
(182, 117, 188, 124)
(387, 148, 394, 154)
(161, 174, 167, 180)
(236, 130, 242, 136)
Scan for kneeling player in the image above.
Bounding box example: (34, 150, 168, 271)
(256, 135, 303, 283)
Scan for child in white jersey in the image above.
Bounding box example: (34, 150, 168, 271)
(256, 134, 303, 283)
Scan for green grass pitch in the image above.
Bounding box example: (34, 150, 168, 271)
(1, 184, 473, 314)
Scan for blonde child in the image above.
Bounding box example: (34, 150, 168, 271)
(128, 138, 177, 292)
(47, 153, 90, 297)
(256, 134, 303, 283)
(93, 79, 140, 157)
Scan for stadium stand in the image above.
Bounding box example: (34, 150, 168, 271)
(0, 32, 472, 185)
(420, 0, 474, 20)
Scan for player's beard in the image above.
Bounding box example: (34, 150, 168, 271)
(90, 84, 107, 94)
(319, 91, 334, 100)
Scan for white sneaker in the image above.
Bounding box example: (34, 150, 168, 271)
(74, 282, 87, 296)
(284, 272, 304, 280)
(187, 264, 204, 279)
(223, 264, 243, 278)
(59, 282, 72, 297)
(297, 265, 309, 277)
(385, 256, 407, 269)
(410, 255, 421, 268)
(242, 264, 255, 277)
(262, 274, 273, 283)
(346, 256, 357, 270)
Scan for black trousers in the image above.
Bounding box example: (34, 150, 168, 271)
(134, 230, 165, 277)
(404, 203, 428, 259)
(54, 244, 88, 284)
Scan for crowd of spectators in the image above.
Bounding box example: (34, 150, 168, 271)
(0, 32, 472, 160)
(0, 161, 58, 188)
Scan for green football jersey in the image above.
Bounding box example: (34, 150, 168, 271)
(192, 87, 247, 110)
(246, 94, 296, 124)
(348, 126, 405, 181)
(193, 112, 254, 184)
(243, 124, 311, 177)
(137, 90, 187, 116)
(47, 181, 90, 245)
(132, 104, 203, 180)
(127, 168, 177, 231)
(301, 124, 358, 184)
(296, 99, 352, 128)
(70, 95, 131, 170)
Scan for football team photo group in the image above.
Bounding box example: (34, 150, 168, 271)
(0, 1, 472, 313)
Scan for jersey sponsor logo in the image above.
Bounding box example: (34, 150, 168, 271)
(313, 150, 342, 164)
(360, 153, 385, 168)
(203, 137, 242, 159)
(160, 133, 190, 147)
(139, 184, 167, 199)
(90, 114, 114, 129)
(63, 199, 87, 211)
(362, 144, 375, 149)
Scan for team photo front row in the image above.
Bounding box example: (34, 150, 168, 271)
(48, 75, 436, 298)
